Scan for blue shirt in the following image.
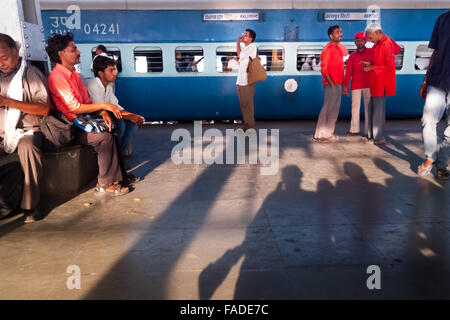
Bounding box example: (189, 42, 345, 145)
(428, 10, 450, 92)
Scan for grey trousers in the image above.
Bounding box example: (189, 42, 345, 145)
(314, 84, 343, 139)
(17, 133, 43, 210)
(237, 84, 256, 131)
(367, 95, 386, 141)
(78, 131, 123, 186)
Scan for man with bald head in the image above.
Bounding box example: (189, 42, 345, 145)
(0, 33, 50, 222)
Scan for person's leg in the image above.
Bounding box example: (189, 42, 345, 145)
(349, 89, 362, 134)
(115, 118, 126, 149)
(17, 133, 43, 212)
(421, 86, 447, 165)
(120, 120, 138, 157)
(366, 97, 374, 140)
(79, 131, 123, 186)
(314, 84, 341, 139)
(435, 90, 450, 178)
(237, 84, 255, 131)
(362, 88, 371, 135)
(372, 95, 386, 141)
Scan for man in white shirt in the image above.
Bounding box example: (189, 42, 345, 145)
(87, 55, 144, 168)
(236, 29, 257, 131)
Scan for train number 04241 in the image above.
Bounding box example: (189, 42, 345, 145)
(83, 23, 120, 35)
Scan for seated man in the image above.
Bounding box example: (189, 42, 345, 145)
(45, 32, 129, 195)
(0, 33, 50, 222)
(87, 55, 144, 169)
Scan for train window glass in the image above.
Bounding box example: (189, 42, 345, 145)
(395, 46, 405, 70)
(175, 47, 204, 73)
(297, 45, 323, 71)
(415, 45, 434, 70)
(216, 46, 239, 73)
(257, 46, 285, 71)
(133, 47, 163, 73)
(91, 47, 122, 72)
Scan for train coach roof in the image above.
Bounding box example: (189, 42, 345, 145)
(40, 0, 450, 10)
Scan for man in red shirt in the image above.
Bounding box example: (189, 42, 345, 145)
(343, 32, 373, 136)
(314, 25, 348, 142)
(361, 23, 401, 145)
(46, 33, 129, 195)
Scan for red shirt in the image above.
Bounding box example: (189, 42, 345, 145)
(344, 48, 373, 90)
(368, 35, 401, 97)
(48, 63, 92, 121)
(321, 42, 348, 86)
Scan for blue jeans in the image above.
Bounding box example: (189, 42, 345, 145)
(115, 119, 138, 157)
(421, 85, 450, 169)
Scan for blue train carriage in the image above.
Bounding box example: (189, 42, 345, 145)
(40, 0, 450, 121)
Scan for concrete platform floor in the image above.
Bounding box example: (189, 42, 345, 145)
(0, 120, 449, 300)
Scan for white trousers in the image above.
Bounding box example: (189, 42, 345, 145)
(350, 88, 371, 134)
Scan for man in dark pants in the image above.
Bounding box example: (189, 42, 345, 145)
(0, 33, 50, 223)
(46, 33, 129, 196)
(417, 10, 450, 179)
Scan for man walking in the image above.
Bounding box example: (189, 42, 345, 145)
(417, 10, 450, 179)
(314, 25, 348, 142)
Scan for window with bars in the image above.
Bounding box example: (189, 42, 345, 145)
(216, 47, 239, 73)
(415, 45, 433, 70)
(134, 47, 163, 73)
(257, 46, 285, 71)
(297, 45, 323, 71)
(175, 47, 204, 73)
(395, 46, 405, 70)
(91, 47, 122, 72)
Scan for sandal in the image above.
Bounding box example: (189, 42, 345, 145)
(417, 162, 433, 177)
(436, 168, 449, 180)
(95, 182, 130, 196)
(361, 137, 374, 144)
(374, 138, 386, 145)
(125, 174, 140, 184)
(313, 137, 330, 143)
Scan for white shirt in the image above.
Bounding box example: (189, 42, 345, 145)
(236, 42, 257, 86)
(86, 77, 124, 111)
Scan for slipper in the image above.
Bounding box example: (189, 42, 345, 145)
(417, 163, 433, 177)
(95, 182, 130, 196)
(436, 168, 449, 180)
(361, 137, 374, 144)
(374, 139, 386, 145)
(312, 137, 330, 143)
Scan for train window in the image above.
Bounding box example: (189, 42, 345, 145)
(216, 46, 239, 73)
(297, 45, 323, 71)
(415, 45, 434, 70)
(133, 47, 163, 73)
(257, 46, 285, 71)
(91, 47, 122, 72)
(395, 46, 405, 70)
(175, 47, 204, 73)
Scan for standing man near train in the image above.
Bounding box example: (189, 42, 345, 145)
(343, 32, 373, 136)
(417, 10, 450, 179)
(236, 29, 257, 132)
(361, 23, 401, 145)
(313, 25, 348, 142)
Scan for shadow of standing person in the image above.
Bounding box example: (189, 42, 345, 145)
(198, 165, 316, 299)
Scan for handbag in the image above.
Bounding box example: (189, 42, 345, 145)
(40, 110, 77, 151)
(246, 56, 267, 85)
